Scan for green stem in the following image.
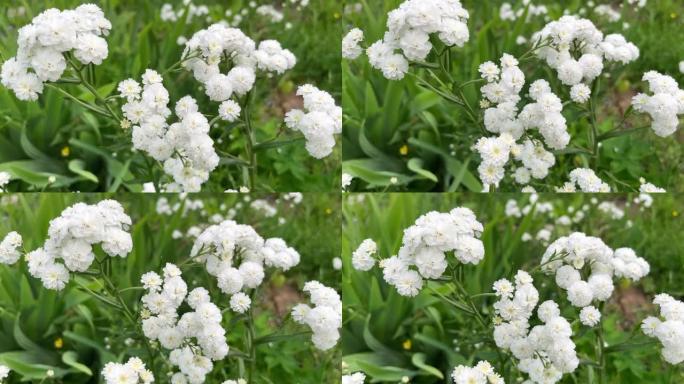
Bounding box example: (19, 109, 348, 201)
(241, 92, 257, 190)
(596, 303, 606, 384)
(245, 295, 257, 383)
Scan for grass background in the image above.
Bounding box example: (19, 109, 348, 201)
(0, 0, 341, 192)
(342, 0, 684, 192)
(0, 192, 341, 383)
(342, 193, 684, 383)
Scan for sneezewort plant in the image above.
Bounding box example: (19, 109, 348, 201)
(343, 2, 677, 192)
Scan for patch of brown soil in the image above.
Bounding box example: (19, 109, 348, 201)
(264, 281, 302, 321)
(610, 286, 652, 329)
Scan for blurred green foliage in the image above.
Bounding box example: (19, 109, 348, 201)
(342, 193, 684, 383)
(0, 192, 341, 383)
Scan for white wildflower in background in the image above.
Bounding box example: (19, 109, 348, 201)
(358, 0, 470, 80)
(594, 5, 621, 23)
(119, 71, 219, 192)
(342, 173, 353, 190)
(0, 171, 11, 191)
(256, 5, 284, 23)
(0, 365, 9, 381)
(642, 293, 684, 364)
(285, 84, 341, 159)
(141, 264, 228, 383)
(1, 5, 111, 100)
(190, 220, 300, 303)
(631, 71, 684, 137)
(24, 200, 132, 290)
(101, 357, 154, 384)
(679, 61, 684, 74)
(160, 2, 209, 23)
(292, 281, 342, 351)
(363, 208, 484, 297)
(0, 231, 22, 265)
(451, 361, 503, 384)
(342, 28, 364, 60)
(351, 239, 377, 271)
(332, 257, 342, 270)
(541, 232, 649, 308)
(557, 168, 610, 193)
(639, 179, 666, 193)
(342, 372, 366, 384)
(493, 271, 579, 383)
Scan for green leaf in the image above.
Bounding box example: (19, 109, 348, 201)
(407, 158, 438, 182)
(411, 352, 444, 379)
(68, 159, 99, 183)
(13, 315, 56, 363)
(61, 351, 92, 376)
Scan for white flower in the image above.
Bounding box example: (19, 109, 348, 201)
(579, 306, 601, 327)
(1, 5, 112, 101)
(363, 0, 469, 80)
(642, 294, 684, 364)
(631, 71, 683, 137)
(294, 281, 341, 351)
(24, 200, 132, 290)
(0, 231, 22, 265)
(342, 28, 364, 60)
(218, 100, 241, 122)
(351, 239, 377, 271)
(285, 84, 340, 159)
(0, 364, 10, 381)
(230, 292, 251, 313)
(570, 83, 591, 103)
(342, 372, 366, 384)
(102, 357, 154, 384)
(559, 168, 610, 193)
(451, 361, 502, 384)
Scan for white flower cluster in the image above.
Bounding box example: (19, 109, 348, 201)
(140, 263, 228, 384)
(451, 361, 503, 384)
(101, 357, 154, 384)
(342, 28, 364, 60)
(292, 281, 342, 351)
(0, 231, 22, 265)
(0, 172, 11, 192)
(535, 16, 638, 90)
(119, 70, 219, 192)
(285, 84, 341, 159)
(351, 238, 377, 271)
(354, 208, 483, 297)
(25, 200, 132, 291)
(642, 293, 684, 364)
(631, 71, 684, 137)
(183, 23, 295, 111)
(1, 5, 111, 101)
(476, 53, 566, 188)
(342, 372, 365, 384)
(190, 220, 300, 312)
(364, 0, 470, 80)
(541, 232, 649, 308)
(557, 168, 610, 193)
(492, 271, 579, 383)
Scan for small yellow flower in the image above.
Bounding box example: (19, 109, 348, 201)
(399, 144, 408, 156)
(60, 146, 70, 157)
(673, 210, 679, 217)
(334, 12, 341, 19)
(670, 12, 677, 19)
(325, 208, 332, 215)
(54, 337, 63, 349)
(402, 339, 412, 350)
